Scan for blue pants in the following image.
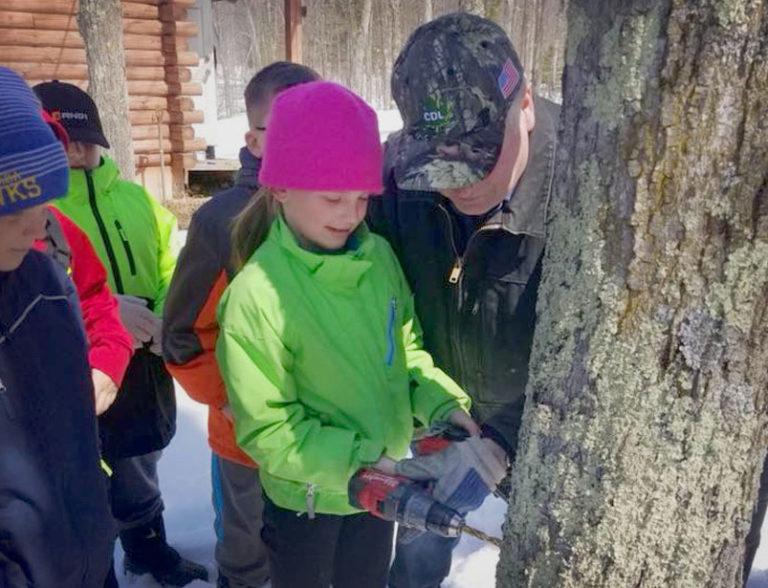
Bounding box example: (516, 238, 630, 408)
(389, 529, 459, 588)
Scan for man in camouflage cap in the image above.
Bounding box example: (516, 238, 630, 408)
(367, 12, 561, 587)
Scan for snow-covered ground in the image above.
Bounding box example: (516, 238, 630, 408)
(115, 386, 503, 587)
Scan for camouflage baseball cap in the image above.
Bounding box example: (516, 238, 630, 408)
(391, 12, 524, 191)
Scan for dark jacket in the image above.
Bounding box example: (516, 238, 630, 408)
(163, 147, 260, 466)
(368, 97, 560, 457)
(0, 251, 115, 587)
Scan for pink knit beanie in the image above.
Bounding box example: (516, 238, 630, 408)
(259, 81, 383, 193)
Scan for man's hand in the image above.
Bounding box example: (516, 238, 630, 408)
(92, 368, 118, 415)
(116, 295, 160, 349)
(447, 409, 481, 437)
(395, 436, 507, 514)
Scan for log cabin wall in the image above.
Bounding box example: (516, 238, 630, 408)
(0, 0, 206, 199)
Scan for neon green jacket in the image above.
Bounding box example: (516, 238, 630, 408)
(216, 215, 471, 515)
(53, 156, 178, 315)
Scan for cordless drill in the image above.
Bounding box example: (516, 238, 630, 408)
(348, 423, 471, 536)
(348, 469, 464, 538)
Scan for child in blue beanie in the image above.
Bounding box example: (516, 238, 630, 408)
(0, 66, 115, 587)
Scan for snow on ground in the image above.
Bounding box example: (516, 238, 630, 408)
(210, 114, 247, 161)
(114, 386, 214, 586)
(116, 386, 502, 587)
(750, 540, 768, 588)
(211, 110, 404, 161)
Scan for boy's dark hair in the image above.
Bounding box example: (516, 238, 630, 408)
(244, 61, 320, 127)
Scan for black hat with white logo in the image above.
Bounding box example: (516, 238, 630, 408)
(33, 80, 110, 149)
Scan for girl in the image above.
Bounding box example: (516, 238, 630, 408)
(216, 81, 476, 588)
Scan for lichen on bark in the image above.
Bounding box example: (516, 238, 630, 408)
(498, 1, 768, 586)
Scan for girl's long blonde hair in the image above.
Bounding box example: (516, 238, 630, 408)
(231, 186, 278, 271)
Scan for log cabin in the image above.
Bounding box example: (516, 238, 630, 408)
(0, 0, 207, 199)
(0, 0, 305, 200)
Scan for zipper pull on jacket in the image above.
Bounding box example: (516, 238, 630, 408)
(448, 260, 463, 284)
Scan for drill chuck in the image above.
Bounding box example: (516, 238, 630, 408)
(390, 482, 464, 538)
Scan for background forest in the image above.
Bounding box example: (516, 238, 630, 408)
(212, 0, 567, 117)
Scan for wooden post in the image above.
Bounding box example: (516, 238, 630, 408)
(284, 0, 302, 63)
(154, 108, 167, 203)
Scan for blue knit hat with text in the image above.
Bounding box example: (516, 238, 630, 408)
(0, 67, 69, 217)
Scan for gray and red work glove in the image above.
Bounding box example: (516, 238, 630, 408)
(116, 294, 162, 354)
(394, 426, 507, 542)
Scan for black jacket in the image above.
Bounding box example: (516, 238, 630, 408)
(0, 251, 114, 587)
(368, 97, 560, 457)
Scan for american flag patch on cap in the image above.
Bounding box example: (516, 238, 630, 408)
(497, 59, 521, 99)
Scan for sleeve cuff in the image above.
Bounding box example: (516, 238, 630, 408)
(428, 400, 463, 426)
(89, 347, 130, 387)
(356, 437, 385, 465)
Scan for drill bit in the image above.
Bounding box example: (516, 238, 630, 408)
(462, 524, 503, 548)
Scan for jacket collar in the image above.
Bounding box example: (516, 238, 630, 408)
(390, 96, 559, 240)
(68, 156, 120, 200)
(270, 215, 374, 290)
(494, 96, 558, 239)
(235, 147, 261, 190)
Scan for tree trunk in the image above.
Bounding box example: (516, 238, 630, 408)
(77, 0, 135, 180)
(484, 0, 503, 22)
(459, 0, 485, 16)
(519, 0, 535, 76)
(245, 0, 262, 70)
(550, 27, 560, 99)
(529, 0, 546, 90)
(351, 0, 373, 94)
(498, 0, 768, 586)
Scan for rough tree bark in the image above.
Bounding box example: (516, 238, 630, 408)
(77, 0, 135, 180)
(498, 0, 768, 586)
